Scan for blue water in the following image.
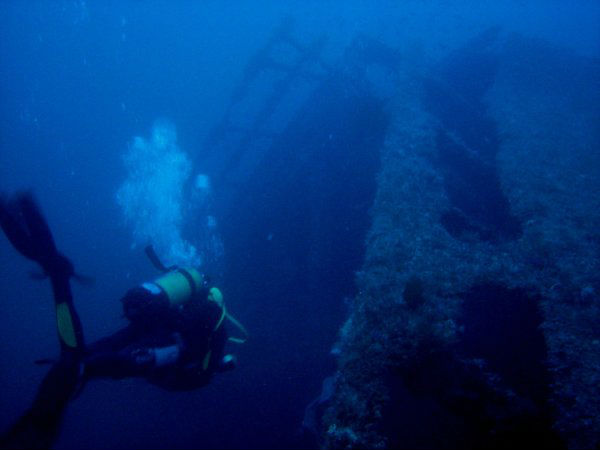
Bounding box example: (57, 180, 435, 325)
(1, 1, 598, 449)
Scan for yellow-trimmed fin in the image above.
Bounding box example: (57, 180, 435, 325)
(56, 302, 77, 348)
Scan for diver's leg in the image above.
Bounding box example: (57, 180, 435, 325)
(85, 325, 139, 354)
(83, 326, 149, 378)
(84, 347, 144, 379)
(84, 344, 165, 379)
(84, 331, 184, 379)
(0, 353, 81, 449)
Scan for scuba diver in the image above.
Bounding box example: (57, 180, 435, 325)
(0, 192, 247, 449)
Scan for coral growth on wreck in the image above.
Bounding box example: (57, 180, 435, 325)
(323, 34, 599, 450)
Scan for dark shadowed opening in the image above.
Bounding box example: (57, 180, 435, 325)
(459, 284, 550, 404)
(422, 28, 522, 243)
(214, 72, 389, 448)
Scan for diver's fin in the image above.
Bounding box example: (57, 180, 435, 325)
(0, 192, 71, 278)
(29, 271, 48, 280)
(18, 192, 59, 261)
(0, 193, 37, 260)
(73, 273, 95, 286)
(30, 269, 93, 286)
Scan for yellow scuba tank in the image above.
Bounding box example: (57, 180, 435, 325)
(152, 267, 204, 306)
(123, 245, 249, 344)
(139, 244, 204, 306)
(122, 266, 205, 323)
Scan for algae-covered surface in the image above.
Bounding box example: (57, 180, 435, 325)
(324, 34, 599, 450)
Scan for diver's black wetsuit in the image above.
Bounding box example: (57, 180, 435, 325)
(0, 193, 229, 449)
(84, 287, 228, 391)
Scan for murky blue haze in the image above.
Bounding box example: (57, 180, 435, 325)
(1, 1, 598, 449)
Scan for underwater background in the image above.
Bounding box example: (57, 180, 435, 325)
(0, 1, 599, 449)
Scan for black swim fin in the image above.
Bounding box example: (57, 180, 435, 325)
(0, 192, 39, 261)
(0, 192, 74, 280)
(73, 273, 95, 286)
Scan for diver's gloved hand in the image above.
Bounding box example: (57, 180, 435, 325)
(130, 348, 156, 368)
(216, 354, 237, 373)
(129, 338, 184, 370)
(153, 334, 184, 368)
